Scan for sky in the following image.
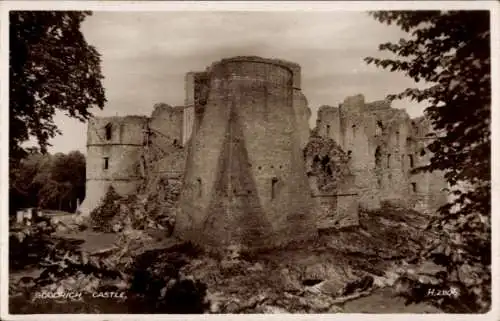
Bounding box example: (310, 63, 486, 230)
(48, 11, 425, 154)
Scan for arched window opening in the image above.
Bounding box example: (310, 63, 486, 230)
(105, 123, 112, 140)
(326, 124, 331, 137)
(103, 157, 109, 170)
(352, 124, 357, 138)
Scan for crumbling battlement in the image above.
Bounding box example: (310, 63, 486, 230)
(314, 94, 447, 213)
(80, 105, 187, 216)
(80, 56, 448, 248)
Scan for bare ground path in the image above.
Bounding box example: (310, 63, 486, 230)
(9, 206, 446, 314)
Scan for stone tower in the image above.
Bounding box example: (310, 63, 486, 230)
(79, 116, 148, 215)
(174, 56, 318, 249)
(183, 71, 210, 146)
(314, 95, 448, 213)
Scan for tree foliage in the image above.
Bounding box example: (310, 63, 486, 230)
(9, 150, 86, 213)
(10, 11, 106, 161)
(365, 10, 491, 312)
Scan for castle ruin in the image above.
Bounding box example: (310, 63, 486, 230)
(80, 56, 448, 249)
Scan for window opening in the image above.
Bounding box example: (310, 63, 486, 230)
(375, 146, 382, 169)
(271, 177, 279, 199)
(376, 121, 383, 136)
(196, 178, 202, 197)
(408, 154, 414, 168)
(105, 123, 112, 140)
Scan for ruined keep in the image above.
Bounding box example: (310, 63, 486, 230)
(312, 95, 448, 214)
(175, 57, 317, 248)
(80, 55, 448, 249)
(79, 105, 186, 215)
(80, 116, 148, 215)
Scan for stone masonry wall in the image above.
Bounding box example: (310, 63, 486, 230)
(314, 94, 447, 213)
(304, 135, 358, 229)
(183, 71, 210, 146)
(146, 103, 187, 188)
(80, 116, 148, 215)
(409, 117, 448, 214)
(175, 56, 317, 249)
(81, 56, 447, 237)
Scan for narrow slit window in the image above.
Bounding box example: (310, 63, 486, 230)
(196, 178, 202, 197)
(387, 154, 391, 168)
(411, 182, 417, 193)
(103, 157, 109, 170)
(408, 154, 414, 168)
(271, 177, 279, 199)
(375, 146, 382, 169)
(326, 125, 331, 137)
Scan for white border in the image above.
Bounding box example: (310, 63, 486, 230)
(1, 1, 499, 321)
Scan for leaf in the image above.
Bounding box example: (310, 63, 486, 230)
(10, 11, 106, 163)
(367, 10, 490, 312)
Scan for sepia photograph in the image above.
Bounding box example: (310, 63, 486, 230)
(1, 1, 497, 318)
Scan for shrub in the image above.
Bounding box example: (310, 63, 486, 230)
(89, 186, 122, 232)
